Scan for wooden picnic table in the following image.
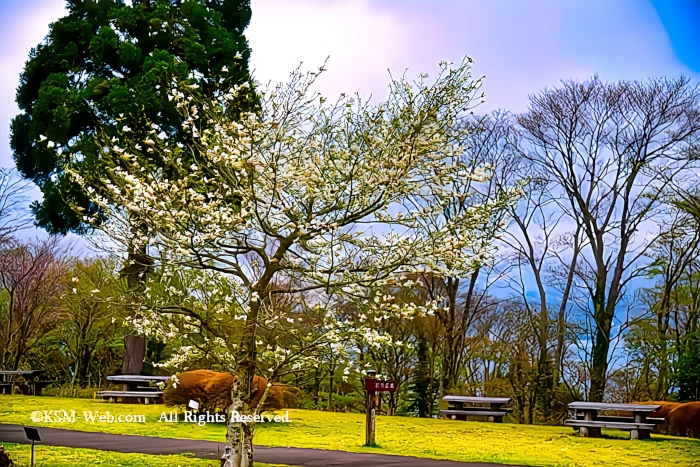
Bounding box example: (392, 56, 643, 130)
(106, 375, 170, 384)
(98, 375, 170, 404)
(565, 402, 662, 440)
(440, 396, 513, 423)
(0, 370, 48, 396)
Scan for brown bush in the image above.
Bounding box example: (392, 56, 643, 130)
(280, 385, 303, 408)
(204, 372, 235, 412)
(264, 385, 286, 410)
(163, 369, 220, 411)
(0, 445, 14, 467)
(666, 402, 700, 438)
(264, 385, 302, 410)
(163, 370, 295, 413)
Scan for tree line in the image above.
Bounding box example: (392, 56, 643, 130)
(2, 75, 699, 425)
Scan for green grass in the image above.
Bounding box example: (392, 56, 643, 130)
(1, 395, 699, 466)
(1, 442, 289, 467)
(0, 442, 216, 466)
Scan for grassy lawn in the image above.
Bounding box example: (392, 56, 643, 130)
(1, 443, 291, 467)
(0, 442, 217, 466)
(1, 395, 699, 466)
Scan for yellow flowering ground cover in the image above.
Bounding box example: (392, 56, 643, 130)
(1, 395, 699, 466)
(1, 442, 218, 466)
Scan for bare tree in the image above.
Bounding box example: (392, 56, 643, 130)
(517, 76, 700, 401)
(0, 237, 69, 370)
(466, 112, 584, 415)
(417, 112, 517, 396)
(0, 168, 31, 246)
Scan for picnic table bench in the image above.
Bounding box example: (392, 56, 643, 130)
(565, 402, 663, 440)
(97, 390, 164, 404)
(0, 371, 49, 396)
(97, 375, 170, 404)
(440, 396, 513, 423)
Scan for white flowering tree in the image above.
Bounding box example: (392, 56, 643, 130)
(58, 58, 509, 466)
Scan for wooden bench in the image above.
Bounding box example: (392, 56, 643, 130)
(0, 370, 47, 395)
(574, 414, 665, 425)
(440, 396, 513, 423)
(566, 402, 662, 440)
(97, 390, 163, 404)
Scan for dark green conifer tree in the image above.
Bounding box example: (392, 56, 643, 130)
(11, 0, 255, 234)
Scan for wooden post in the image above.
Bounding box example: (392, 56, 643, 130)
(365, 391, 376, 446)
(364, 370, 376, 446)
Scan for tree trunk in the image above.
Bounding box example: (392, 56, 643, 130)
(388, 390, 398, 416)
(313, 370, 321, 408)
(551, 228, 580, 397)
(440, 277, 461, 395)
(222, 292, 261, 467)
(553, 305, 566, 386)
(589, 293, 612, 402)
(327, 361, 336, 412)
(0, 317, 8, 370)
(120, 249, 153, 379)
(530, 249, 553, 420)
(655, 284, 673, 400)
(413, 339, 431, 417)
(79, 345, 91, 385)
(428, 337, 437, 417)
(121, 335, 145, 375)
(223, 382, 254, 467)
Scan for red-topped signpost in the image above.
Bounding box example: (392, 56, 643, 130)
(363, 370, 397, 446)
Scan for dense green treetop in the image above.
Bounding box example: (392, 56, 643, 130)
(11, 0, 256, 234)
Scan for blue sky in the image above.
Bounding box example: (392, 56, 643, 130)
(650, 0, 700, 71)
(1, 0, 699, 216)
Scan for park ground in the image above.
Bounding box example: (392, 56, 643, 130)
(1, 395, 699, 467)
(1, 442, 228, 466)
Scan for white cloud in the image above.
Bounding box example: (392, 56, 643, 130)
(248, 0, 409, 101)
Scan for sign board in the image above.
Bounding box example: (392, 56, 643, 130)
(23, 427, 41, 442)
(23, 427, 41, 467)
(364, 379, 397, 392)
